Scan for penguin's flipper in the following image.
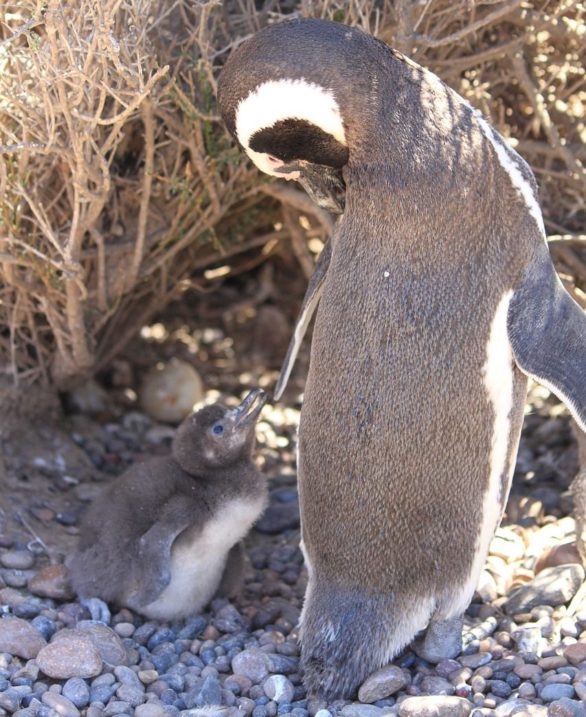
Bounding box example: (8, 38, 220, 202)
(508, 249, 586, 432)
(127, 497, 195, 607)
(273, 238, 332, 401)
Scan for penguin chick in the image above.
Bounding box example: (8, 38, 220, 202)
(218, 18, 586, 700)
(69, 389, 268, 620)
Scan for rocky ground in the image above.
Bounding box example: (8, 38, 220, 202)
(2, 268, 586, 717)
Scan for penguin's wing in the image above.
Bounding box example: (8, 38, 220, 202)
(273, 238, 332, 401)
(126, 495, 196, 608)
(508, 247, 586, 432)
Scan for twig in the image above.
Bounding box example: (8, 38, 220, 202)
(130, 99, 155, 287)
(512, 53, 586, 187)
(282, 205, 315, 280)
(403, 0, 522, 48)
(14, 510, 55, 562)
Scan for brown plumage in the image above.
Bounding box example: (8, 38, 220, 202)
(69, 389, 268, 620)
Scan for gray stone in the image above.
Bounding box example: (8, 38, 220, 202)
(505, 565, 585, 614)
(116, 684, 146, 707)
(340, 704, 384, 717)
(76, 621, 128, 667)
(0, 688, 23, 712)
(41, 691, 81, 717)
(62, 677, 91, 708)
(494, 699, 547, 716)
(103, 700, 133, 715)
(398, 695, 472, 717)
(0, 616, 46, 658)
(0, 550, 35, 570)
(540, 683, 576, 702)
(420, 676, 455, 696)
(87, 706, 107, 717)
(114, 665, 143, 689)
(232, 649, 270, 682)
(255, 500, 300, 534)
(358, 665, 408, 703)
(263, 674, 295, 704)
(546, 698, 586, 717)
(135, 705, 170, 717)
(459, 652, 492, 668)
(36, 631, 102, 679)
(511, 625, 544, 656)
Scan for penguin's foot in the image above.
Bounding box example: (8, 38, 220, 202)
(80, 597, 112, 624)
(215, 542, 246, 599)
(411, 613, 463, 663)
(300, 583, 424, 700)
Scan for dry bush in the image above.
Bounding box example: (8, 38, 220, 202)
(0, 0, 584, 393)
(0, 0, 275, 390)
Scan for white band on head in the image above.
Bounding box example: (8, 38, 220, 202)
(235, 78, 347, 150)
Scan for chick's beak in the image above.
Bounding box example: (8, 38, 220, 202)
(229, 389, 267, 427)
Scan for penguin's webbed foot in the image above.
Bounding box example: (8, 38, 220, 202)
(80, 597, 112, 624)
(411, 613, 463, 663)
(300, 584, 402, 700)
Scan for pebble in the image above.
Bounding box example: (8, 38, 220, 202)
(0, 616, 47, 658)
(504, 565, 585, 614)
(255, 493, 300, 534)
(139, 358, 204, 423)
(27, 564, 74, 600)
(493, 699, 543, 716)
(36, 631, 103, 678)
(564, 642, 586, 665)
(0, 549, 35, 570)
(358, 665, 408, 702)
(398, 695, 472, 716)
(460, 653, 493, 669)
(232, 649, 270, 682)
(420, 675, 455, 695)
(263, 674, 295, 704)
(77, 621, 128, 667)
(547, 698, 586, 717)
(41, 691, 81, 717)
(340, 704, 384, 717)
(62, 677, 91, 708)
(539, 683, 575, 701)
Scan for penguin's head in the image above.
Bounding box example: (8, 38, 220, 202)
(173, 389, 267, 474)
(217, 19, 383, 214)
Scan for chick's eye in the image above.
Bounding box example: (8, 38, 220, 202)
(212, 423, 224, 436)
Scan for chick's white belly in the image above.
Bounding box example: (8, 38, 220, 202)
(142, 496, 265, 620)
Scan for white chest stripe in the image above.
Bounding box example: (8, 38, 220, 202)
(447, 291, 516, 616)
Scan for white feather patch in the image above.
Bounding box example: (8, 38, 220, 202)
(449, 291, 515, 616)
(236, 78, 347, 153)
(475, 115, 545, 236)
(141, 495, 265, 620)
(418, 65, 544, 236)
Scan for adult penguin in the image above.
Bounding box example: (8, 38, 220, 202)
(218, 18, 586, 699)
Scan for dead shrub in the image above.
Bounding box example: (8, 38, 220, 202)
(0, 0, 584, 392)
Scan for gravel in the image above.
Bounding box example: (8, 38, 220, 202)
(1, 375, 586, 717)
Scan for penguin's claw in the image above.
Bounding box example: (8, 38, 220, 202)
(81, 597, 112, 624)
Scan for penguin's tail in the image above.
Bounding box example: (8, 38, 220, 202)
(299, 581, 434, 700)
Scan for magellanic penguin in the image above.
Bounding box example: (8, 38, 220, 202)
(217, 18, 586, 700)
(69, 389, 268, 620)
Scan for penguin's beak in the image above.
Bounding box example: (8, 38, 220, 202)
(276, 162, 346, 215)
(229, 389, 267, 427)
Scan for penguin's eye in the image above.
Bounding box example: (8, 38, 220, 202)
(212, 423, 224, 436)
